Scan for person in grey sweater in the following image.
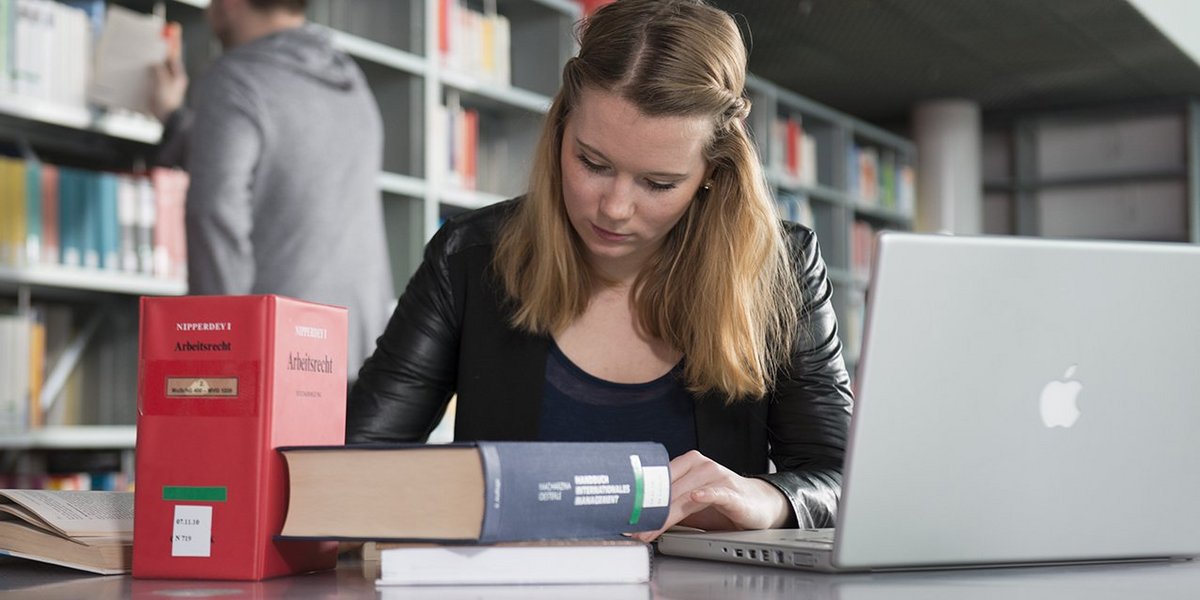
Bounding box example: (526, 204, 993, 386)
(152, 0, 393, 380)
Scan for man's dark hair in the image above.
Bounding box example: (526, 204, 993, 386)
(247, 0, 306, 13)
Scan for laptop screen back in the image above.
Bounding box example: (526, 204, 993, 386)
(834, 233, 1200, 569)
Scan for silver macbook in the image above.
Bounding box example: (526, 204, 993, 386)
(658, 232, 1200, 572)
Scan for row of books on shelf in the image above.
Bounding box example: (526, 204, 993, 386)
(0, 1, 166, 118)
(770, 114, 819, 187)
(0, 301, 137, 434)
(848, 143, 915, 212)
(0, 309, 43, 433)
(767, 114, 916, 214)
(0, 157, 189, 281)
(433, 101, 479, 191)
(438, 0, 512, 87)
(0, 0, 90, 106)
(0, 470, 128, 490)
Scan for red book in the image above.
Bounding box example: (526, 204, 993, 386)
(438, 0, 451, 57)
(464, 108, 478, 190)
(786, 118, 801, 178)
(41, 164, 59, 265)
(133, 295, 348, 580)
(149, 167, 189, 282)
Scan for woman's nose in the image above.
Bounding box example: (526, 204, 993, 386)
(599, 178, 636, 221)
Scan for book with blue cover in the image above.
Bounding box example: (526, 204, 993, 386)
(277, 441, 671, 542)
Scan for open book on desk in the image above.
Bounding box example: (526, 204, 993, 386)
(0, 490, 133, 574)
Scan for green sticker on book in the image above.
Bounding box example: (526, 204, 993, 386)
(628, 455, 644, 525)
(163, 486, 227, 502)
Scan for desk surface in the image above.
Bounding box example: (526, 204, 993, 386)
(2, 552, 1198, 599)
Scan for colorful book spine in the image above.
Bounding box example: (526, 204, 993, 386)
(439, 0, 510, 87)
(149, 167, 188, 281)
(773, 114, 818, 187)
(40, 163, 58, 265)
(441, 102, 479, 190)
(79, 171, 99, 268)
(58, 168, 80, 267)
(23, 159, 41, 265)
(96, 172, 119, 270)
(475, 441, 669, 542)
(133, 295, 349, 580)
(6, 0, 93, 108)
(135, 176, 155, 275)
(0, 157, 27, 265)
(117, 174, 138, 272)
(0, 313, 31, 433)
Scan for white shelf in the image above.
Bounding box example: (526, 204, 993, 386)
(0, 265, 187, 296)
(439, 187, 508, 211)
(171, 1, 582, 23)
(378, 172, 427, 198)
(852, 201, 913, 225)
(529, 0, 582, 16)
(441, 71, 552, 114)
(827, 267, 869, 289)
(0, 426, 136, 450)
(0, 94, 162, 144)
(769, 171, 851, 206)
(330, 30, 427, 76)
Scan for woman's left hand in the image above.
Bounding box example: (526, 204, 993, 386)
(632, 450, 792, 542)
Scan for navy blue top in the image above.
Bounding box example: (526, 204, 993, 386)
(538, 341, 698, 459)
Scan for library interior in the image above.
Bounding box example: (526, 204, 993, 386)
(2, 0, 1200, 596)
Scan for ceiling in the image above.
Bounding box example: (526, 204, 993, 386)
(709, 0, 1200, 125)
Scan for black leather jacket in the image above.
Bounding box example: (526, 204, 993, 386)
(347, 199, 853, 528)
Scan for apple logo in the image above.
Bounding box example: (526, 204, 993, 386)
(1039, 365, 1082, 428)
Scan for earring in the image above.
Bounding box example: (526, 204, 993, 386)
(701, 180, 713, 191)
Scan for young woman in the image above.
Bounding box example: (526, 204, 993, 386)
(347, 0, 852, 538)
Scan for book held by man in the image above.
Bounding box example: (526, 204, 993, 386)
(133, 295, 348, 580)
(87, 4, 166, 115)
(278, 441, 671, 542)
(0, 489, 132, 574)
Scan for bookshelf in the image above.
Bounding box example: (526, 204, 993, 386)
(0, 95, 162, 144)
(0, 0, 580, 486)
(983, 100, 1200, 243)
(746, 75, 916, 369)
(0, 0, 917, 482)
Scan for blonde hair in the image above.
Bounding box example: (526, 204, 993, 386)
(493, 0, 801, 401)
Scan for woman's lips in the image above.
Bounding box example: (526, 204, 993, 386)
(592, 224, 630, 242)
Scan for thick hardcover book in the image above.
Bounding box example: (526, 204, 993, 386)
(133, 295, 348, 580)
(278, 441, 671, 542)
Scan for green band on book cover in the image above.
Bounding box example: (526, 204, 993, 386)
(162, 486, 227, 502)
(628, 455, 644, 525)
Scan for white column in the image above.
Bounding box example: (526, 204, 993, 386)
(912, 100, 982, 234)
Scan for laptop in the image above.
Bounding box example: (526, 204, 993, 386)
(657, 232, 1200, 572)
